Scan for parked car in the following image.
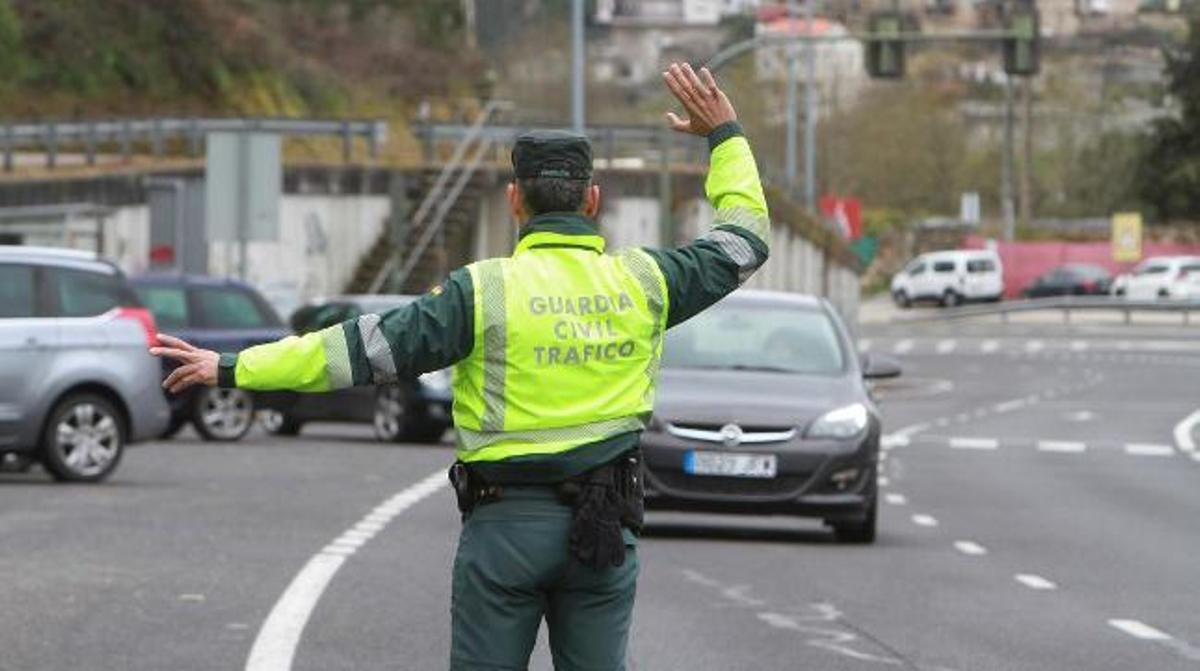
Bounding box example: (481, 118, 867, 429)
(1022, 264, 1112, 298)
(890, 250, 1004, 308)
(1117, 256, 1200, 300)
(639, 290, 900, 543)
(257, 294, 452, 443)
(0, 246, 170, 482)
(131, 274, 289, 441)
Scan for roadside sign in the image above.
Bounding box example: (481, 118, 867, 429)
(1111, 212, 1142, 262)
(205, 132, 281, 243)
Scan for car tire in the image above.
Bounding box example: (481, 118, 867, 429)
(373, 386, 409, 443)
(40, 393, 126, 483)
(940, 290, 962, 308)
(191, 388, 255, 442)
(259, 410, 303, 436)
(832, 495, 877, 544)
(893, 290, 911, 309)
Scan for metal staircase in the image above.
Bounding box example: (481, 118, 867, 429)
(344, 101, 510, 295)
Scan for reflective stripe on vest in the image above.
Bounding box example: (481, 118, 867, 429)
(452, 234, 668, 463)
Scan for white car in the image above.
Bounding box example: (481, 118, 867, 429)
(1119, 256, 1200, 300)
(891, 250, 1004, 308)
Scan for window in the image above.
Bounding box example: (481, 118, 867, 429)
(933, 261, 957, 273)
(907, 262, 927, 277)
(135, 286, 189, 330)
(0, 264, 36, 318)
(663, 304, 845, 376)
(194, 287, 276, 329)
(55, 268, 133, 317)
(966, 259, 996, 273)
(1134, 263, 1168, 276)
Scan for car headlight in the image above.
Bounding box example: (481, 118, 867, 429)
(418, 369, 451, 392)
(807, 403, 869, 439)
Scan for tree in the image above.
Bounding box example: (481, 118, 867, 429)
(1138, 9, 1200, 222)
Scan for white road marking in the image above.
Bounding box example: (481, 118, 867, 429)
(884, 493, 907, 505)
(877, 476, 890, 487)
(1125, 443, 1176, 457)
(1109, 619, 1171, 641)
(954, 541, 987, 556)
(1173, 409, 1200, 454)
(880, 434, 909, 450)
(949, 437, 999, 450)
(936, 339, 957, 354)
(1065, 410, 1094, 422)
(1024, 340, 1045, 353)
(1069, 340, 1089, 352)
(1117, 340, 1132, 351)
(1014, 574, 1057, 590)
(245, 470, 447, 671)
(993, 399, 1026, 413)
(980, 339, 999, 354)
(1037, 440, 1087, 453)
(911, 514, 938, 527)
(858, 338, 872, 352)
(894, 339, 914, 354)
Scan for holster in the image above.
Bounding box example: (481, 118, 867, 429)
(556, 450, 645, 569)
(448, 462, 502, 519)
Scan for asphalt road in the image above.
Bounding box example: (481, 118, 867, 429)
(1, 316, 1198, 670)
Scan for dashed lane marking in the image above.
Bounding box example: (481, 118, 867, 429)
(911, 514, 939, 527)
(949, 437, 999, 450)
(1024, 340, 1045, 353)
(993, 399, 1026, 413)
(936, 339, 957, 354)
(1069, 340, 1089, 352)
(1124, 443, 1176, 457)
(1014, 574, 1057, 590)
(954, 541, 987, 556)
(884, 493, 907, 505)
(980, 339, 999, 353)
(894, 339, 914, 354)
(1037, 440, 1087, 453)
(245, 470, 447, 671)
(1109, 619, 1171, 641)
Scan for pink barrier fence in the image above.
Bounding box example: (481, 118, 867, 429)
(962, 236, 1200, 298)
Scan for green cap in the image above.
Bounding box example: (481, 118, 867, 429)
(511, 130, 592, 180)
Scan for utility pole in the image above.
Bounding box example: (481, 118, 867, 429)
(803, 0, 817, 212)
(785, 0, 799, 193)
(1001, 74, 1016, 240)
(571, 0, 585, 133)
(1018, 76, 1034, 231)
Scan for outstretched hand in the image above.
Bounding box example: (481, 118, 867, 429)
(149, 334, 220, 394)
(662, 62, 737, 137)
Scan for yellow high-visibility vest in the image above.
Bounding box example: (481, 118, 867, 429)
(452, 230, 668, 463)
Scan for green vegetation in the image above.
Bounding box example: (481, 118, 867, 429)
(0, 0, 479, 117)
(1138, 8, 1200, 222)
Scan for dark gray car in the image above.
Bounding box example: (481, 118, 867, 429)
(0, 246, 170, 482)
(640, 290, 899, 543)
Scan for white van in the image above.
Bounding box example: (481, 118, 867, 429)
(1117, 256, 1200, 301)
(891, 250, 1004, 308)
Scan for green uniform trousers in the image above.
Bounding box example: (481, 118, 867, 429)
(450, 487, 639, 671)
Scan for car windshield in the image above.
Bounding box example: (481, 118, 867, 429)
(663, 302, 845, 375)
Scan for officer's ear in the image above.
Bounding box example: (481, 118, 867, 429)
(582, 183, 601, 217)
(506, 182, 528, 223)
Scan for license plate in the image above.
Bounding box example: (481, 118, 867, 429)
(683, 450, 778, 479)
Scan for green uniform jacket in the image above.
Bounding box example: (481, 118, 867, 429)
(218, 122, 770, 482)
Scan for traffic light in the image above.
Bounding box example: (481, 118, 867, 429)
(865, 12, 905, 79)
(1004, 1, 1040, 76)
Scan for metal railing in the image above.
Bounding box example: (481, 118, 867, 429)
(893, 295, 1200, 325)
(366, 102, 511, 294)
(1, 117, 388, 170)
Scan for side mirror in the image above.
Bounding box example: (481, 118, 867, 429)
(861, 353, 902, 380)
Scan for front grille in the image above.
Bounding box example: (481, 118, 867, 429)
(666, 422, 797, 444)
(649, 468, 812, 498)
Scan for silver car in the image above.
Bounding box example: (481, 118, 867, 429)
(0, 246, 170, 482)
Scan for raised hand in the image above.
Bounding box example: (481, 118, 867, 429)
(662, 62, 737, 137)
(149, 334, 220, 393)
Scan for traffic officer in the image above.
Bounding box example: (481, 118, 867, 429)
(151, 62, 770, 670)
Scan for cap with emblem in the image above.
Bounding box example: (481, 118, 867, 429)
(512, 130, 593, 180)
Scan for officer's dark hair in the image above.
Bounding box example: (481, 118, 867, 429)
(518, 177, 590, 215)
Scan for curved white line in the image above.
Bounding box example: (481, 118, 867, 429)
(245, 470, 447, 671)
(1173, 409, 1200, 454)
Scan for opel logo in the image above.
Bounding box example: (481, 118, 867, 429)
(719, 423, 743, 448)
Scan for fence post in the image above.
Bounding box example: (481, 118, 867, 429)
(47, 123, 58, 169)
(85, 122, 97, 165)
(3, 124, 11, 172)
(188, 119, 202, 156)
(152, 119, 164, 158)
(120, 120, 132, 163)
(342, 120, 353, 163)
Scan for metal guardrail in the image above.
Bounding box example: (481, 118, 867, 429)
(893, 295, 1200, 325)
(1, 117, 388, 170)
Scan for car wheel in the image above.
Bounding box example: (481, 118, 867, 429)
(40, 393, 126, 483)
(940, 290, 962, 308)
(832, 495, 877, 544)
(259, 410, 303, 436)
(893, 290, 911, 309)
(373, 387, 408, 443)
(192, 388, 255, 442)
